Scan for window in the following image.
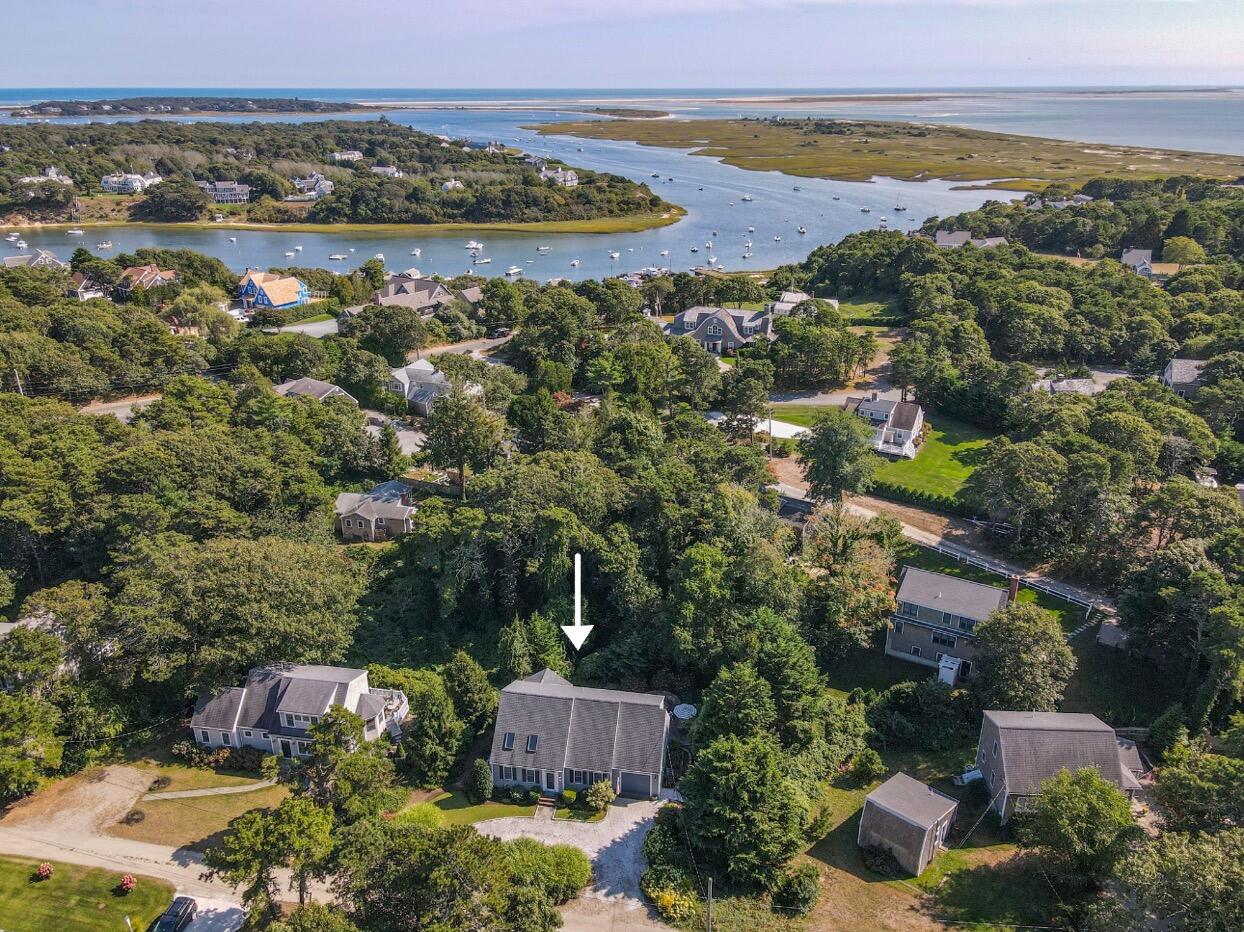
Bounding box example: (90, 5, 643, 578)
(992, 741, 998, 758)
(743, 326, 754, 335)
(526, 735, 538, 753)
(910, 646, 922, 658)
(200, 729, 210, 743)
(502, 732, 515, 751)
(932, 633, 956, 649)
(893, 621, 904, 633)
(958, 618, 975, 632)
(310, 717, 320, 725)
(296, 741, 308, 755)
(960, 661, 972, 677)
(706, 324, 722, 336)
(592, 771, 606, 784)
(570, 769, 587, 785)
(376, 518, 385, 526)
(261, 733, 269, 740)
(522, 768, 537, 783)
(221, 732, 232, 747)
(501, 766, 514, 781)
(897, 601, 918, 618)
(243, 730, 252, 738)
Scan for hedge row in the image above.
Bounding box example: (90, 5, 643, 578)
(866, 479, 979, 519)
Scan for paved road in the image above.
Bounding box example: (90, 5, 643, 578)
(419, 333, 513, 361)
(78, 394, 161, 422)
(280, 317, 339, 338)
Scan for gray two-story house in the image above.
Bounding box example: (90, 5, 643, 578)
(670, 305, 775, 356)
(886, 566, 1013, 683)
(489, 669, 669, 799)
(191, 664, 408, 759)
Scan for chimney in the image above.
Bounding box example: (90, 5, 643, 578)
(1007, 576, 1020, 604)
(871, 390, 879, 401)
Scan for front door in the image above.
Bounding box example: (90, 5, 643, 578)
(280, 739, 292, 759)
(544, 771, 556, 791)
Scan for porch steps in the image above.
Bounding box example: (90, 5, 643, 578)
(536, 795, 556, 808)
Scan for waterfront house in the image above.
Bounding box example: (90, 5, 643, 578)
(100, 171, 163, 194)
(238, 270, 310, 310)
(67, 271, 108, 301)
(273, 377, 357, 405)
(765, 290, 838, 316)
(369, 273, 479, 317)
(292, 172, 335, 199)
(371, 165, 403, 178)
(334, 479, 417, 542)
(386, 358, 483, 415)
(858, 773, 958, 876)
(1160, 358, 1206, 398)
(18, 166, 73, 187)
(440, 178, 465, 192)
(117, 263, 178, 294)
(844, 393, 926, 459)
(191, 664, 408, 759)
(196, 180, 251, 204)
(539, 167, 579, 187)
(489, 669, 669, 799)
(975, 711, 1141, 822)
(934, 230, 1008, 249)
(329, 150, 364, 162)
(3, 249, 66, 270)
(886, 566, 1015, 683)
(671, 305, 775, 355)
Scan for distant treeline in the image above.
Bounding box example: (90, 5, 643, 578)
(11, 96, 356, 116)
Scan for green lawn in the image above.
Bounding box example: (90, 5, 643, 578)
(837, 294, 902, 327)
(429, 790, 536, 825)
(0, 857, 173, 931)
(555, 806, 606, 822)
(897, 543, 1086, 632)
(767, 403, 831, 428)
(291, 312, 335, 324)
(1061, 637, 1174, 727)
(872, 416, 994, 498)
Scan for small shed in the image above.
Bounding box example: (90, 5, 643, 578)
(857, 772, 958, 876)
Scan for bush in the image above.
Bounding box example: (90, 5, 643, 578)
(851, 748, 886, 783)
(148, 775, 171, 792)
(525, 787, 542, 805)
(504, 837, 592, 905)
(467, 758, 493, 804)
(35, 862, 53, 881)
(560, 788, 577, 808)
(584, 779, 616, 812)
(226, 746, 268, 773)
(121, 809, 146, 825)
(640, 864, 700, 925)
(508, 788, 526, 805)
(118, 874, 136, 895)
(770, 862, 820, 915)
(866, 679, 974, 751)
(643, 806, 689, 869)
(1148, 704, 1188, 762)
(868, 479, 978, 519)
(391, 803, 445, 831)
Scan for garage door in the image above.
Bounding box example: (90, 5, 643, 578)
(619, 771, 651, 799)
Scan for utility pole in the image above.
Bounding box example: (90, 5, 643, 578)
(706, 876, 713, 932)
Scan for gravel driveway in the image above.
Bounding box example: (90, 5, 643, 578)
(479, 792, 678, 907)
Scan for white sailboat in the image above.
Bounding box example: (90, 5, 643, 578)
(473, 257, 492, 265)
(373, 253, 385, 261)
(228, 236, 237, 243)
(608, 251, 621, 260)
(96, 241, 112, 250)
(329, 254, 348, 260)
(505, 265, 523, 276)
(410, 247, 421, 257)
(570, 259, 580, 267)
(66, 228, 84, 236)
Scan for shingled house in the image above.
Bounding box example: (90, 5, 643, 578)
(858, 772, 958, 875)
(191, 664, 408, 759)
(886, 566, 1014, 683)
(489, 669, 669, 799)
(334, 479, 417, 542)
(976, 711, 1142, 821)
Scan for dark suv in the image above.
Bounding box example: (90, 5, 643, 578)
(154, 896, 197, 931)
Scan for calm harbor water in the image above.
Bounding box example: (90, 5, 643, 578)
(6, 86, 1243, 281)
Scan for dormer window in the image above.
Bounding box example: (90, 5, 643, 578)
(706, 324, 722, 336)
(526, 735, 538, 753)
(502, 732, 515, 751)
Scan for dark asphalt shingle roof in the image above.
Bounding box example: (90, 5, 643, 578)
(986, 711, 1135, 795)
(489, 669, 668, 776)
(865, 772, 958, 829)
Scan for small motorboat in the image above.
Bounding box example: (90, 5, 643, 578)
(690, 245, 699, 253)
(627, 247, 634, 252)
(570, 259, 580, 267)
(96, 241, 112, 250)
(744, 240, 753, 248)
(712, 230, 719, 236)
(349, 248, 355, 252)
(284, 251, 296, 258)
(3, 232, 18, 242)
(860, 207, 871, 213)
(894, 205, 907, 211)
(228, 236, 237, 243)
(66, 228, 84, 236)
(411, 247, 421, 257)
(608, 251, 620, 260)
(793, 185, 801, 192)
(659, 250, 670, 257)
(651, 172, 661, 178)
(329, 254, 348, 260)
(294, 245, 303, 251)
(742, 252, 752, 259)
(465, 240, 483, 250)
(747, 225, 755, 233)
(537, 245, 552, 253)
(698, 186, 704, 191)
(798, 226, 807, 235)
(505, 265, 523, 276)
(832, 195, 841, 201)
(473, 257, 492, 264)
(773, 235, 782, 242)
(741, 194, 753, 202)
(707, 256, 717, 265)
(373, 253, 385, 261)
(15, 240, 27, 249)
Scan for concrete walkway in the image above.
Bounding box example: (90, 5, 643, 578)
(143, 780, 276, 801)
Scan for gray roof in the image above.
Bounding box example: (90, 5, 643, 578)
(985, 711, 1136, 795)
(890, 402, 922, 431)
(1165, 358, 1205, 385)
(334, 479, 416, 522)
(865, 772, 958, 829)
(192, 664, 367, 735)
(274, 377, 357, 404)
(1116, 737, 1145, 775)
(935, 230, 971, 247)
(896, 566, 1010, 622)
(489, 669, 668, 776)
(1121, 248, 1153, 267)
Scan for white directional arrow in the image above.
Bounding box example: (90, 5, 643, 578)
(561, 552, 593, 651)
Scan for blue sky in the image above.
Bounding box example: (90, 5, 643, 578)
(3, 0, 1242, 88)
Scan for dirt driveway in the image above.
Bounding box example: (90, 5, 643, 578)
(479, 792, 676, 928)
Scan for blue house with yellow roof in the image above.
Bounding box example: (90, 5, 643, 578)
(239, 269, 310, 310)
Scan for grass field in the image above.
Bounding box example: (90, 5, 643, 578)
(108, 783, 289, 851)
(427, 790, 536, 825)
(873, 417, 994, 498)
(0, 857, 173, 932)
(531, 116, 1244, 190)
(838, 294, 902, 327)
